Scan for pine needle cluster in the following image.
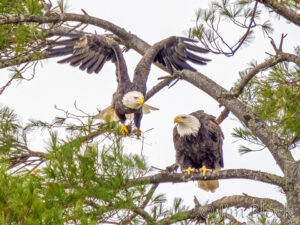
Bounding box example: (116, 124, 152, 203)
(234, 61, 300, 153)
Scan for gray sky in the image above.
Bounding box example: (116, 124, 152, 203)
(1, 0, 300, 217)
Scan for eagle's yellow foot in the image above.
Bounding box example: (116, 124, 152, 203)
(120, 123, 128, 136)
(182, 167, 196, 175)
(199, 165, 212, 176)
(135, 128, 142, 138)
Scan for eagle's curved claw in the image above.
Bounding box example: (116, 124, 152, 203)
(182, 167, 196, 175)
(199, 165, 212, 176)
(120, 123, 128, 136)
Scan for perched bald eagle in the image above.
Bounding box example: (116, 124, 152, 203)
(173, 110, 224, 192)
(46, 33, 210, 136)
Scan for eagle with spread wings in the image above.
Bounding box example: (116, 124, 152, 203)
(46, 33, 210, 136)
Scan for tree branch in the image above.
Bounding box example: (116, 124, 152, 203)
(157, 194, 286, 224)
(120, 184, 159, 225)
(258, 0, 300, 27)
(216, 51, 300, 124)
(131, 207, 154, 224)
(145, 77, 175, 101)
(222, 213, 247, 225)
(131, 169, 285, 188)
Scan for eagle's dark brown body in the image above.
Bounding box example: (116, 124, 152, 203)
(173, 110, 224, 171)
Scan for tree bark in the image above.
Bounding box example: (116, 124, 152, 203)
(258, 0, 300, 27)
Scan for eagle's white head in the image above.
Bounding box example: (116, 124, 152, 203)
(122, 91, 144, 109)
(174, 114, 201, 137)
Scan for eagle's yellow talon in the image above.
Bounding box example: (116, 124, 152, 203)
(136, 128, 142, 138)
(182, 167, 196, 175)
(199, 165, 212, 176)
(120, 123, 128, 136)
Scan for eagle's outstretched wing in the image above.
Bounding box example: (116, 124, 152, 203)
(46, 33, 130, 83)
(133, 36, 210, 90)
(154, 37, 210, 74)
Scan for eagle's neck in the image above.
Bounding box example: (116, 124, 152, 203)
(176, 117, 201, 137)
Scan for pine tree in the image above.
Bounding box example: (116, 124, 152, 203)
(0, 0, 299, 224)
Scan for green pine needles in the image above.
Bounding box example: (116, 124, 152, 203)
(233, 61, 300, 153)
(0, 105, 192, 224)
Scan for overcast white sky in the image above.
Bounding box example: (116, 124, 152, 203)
(1, 0, 300, 217)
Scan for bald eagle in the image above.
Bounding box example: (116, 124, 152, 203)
(173, 110, 224, 192)
(46, 33, 210, 136)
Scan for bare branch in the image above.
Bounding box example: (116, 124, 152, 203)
(145, 77, 175, 101)
(0, 73, 18, 95)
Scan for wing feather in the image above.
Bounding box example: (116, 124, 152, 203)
(45, 33, 129, 79)
(186, 51, 211, 64)
(184, 42, 209, 53)
(153, 36, 211, 74)
(46, 45, 74, 57)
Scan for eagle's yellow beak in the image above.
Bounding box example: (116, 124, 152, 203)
(174, 116, 183, 123)
(138, 97, 144, 105)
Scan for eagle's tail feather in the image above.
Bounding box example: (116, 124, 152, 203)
(198, 180, 219, 192)
(93, 105, 119, 121)
(142, 104, 159, 114)
(198, 163, 221, 192)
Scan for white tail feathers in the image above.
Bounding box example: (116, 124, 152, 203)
(198, 180, 219, 192)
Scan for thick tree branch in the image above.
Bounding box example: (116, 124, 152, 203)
(258, 0, 300, 27)
(131, 169, 285, 188)
(157, 194, 286, 224)
(280, 52, 300, 67)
